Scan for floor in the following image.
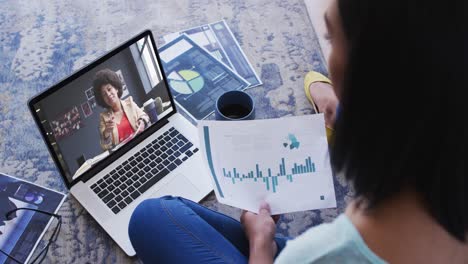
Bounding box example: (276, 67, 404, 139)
(305, 0, 332, 63)
(0, 0, 351, 262)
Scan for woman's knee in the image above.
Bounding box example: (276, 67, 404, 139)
(128, 196, 180, 237)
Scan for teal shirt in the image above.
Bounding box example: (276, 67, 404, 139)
(275, 214, 387, 264)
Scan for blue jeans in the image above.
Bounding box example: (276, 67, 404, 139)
(128, 196, 287, 264)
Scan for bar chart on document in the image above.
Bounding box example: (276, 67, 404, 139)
(198, 115, 337, 214)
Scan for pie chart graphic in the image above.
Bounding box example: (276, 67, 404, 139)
(168, 69, 205, 95)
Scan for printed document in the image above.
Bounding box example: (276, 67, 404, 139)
(158, 34, 250, 121)
(162, 20, 262, 88)
(198, 114, 336, 214)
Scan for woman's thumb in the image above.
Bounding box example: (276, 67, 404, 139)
(259, 201, 271, 215)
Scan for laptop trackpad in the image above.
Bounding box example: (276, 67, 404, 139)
(151, 174, 200, 198)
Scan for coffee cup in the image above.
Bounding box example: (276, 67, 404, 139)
(215, 90, 255, 121)
(143, 99, 158, 124)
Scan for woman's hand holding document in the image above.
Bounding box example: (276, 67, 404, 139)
(198, 114, 336, 215)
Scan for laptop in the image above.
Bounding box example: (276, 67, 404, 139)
(28, 30, 213, 256)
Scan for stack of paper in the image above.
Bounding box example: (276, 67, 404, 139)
(73, 151, 110, 179)
(158, 20, 262, 122)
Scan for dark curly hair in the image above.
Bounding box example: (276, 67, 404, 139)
(332, 0, 468, 242)
(92, 69, 123, 108)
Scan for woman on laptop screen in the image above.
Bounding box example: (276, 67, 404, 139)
(93, 69, 149, 151)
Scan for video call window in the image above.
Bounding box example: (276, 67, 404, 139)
(32, 36, 173, 183)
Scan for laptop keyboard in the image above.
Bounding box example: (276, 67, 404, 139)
(90, 127, 199, 214)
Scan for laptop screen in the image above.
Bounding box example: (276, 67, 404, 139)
(30, 32, 174, 185)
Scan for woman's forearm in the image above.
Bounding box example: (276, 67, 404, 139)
(248, 238, 275, 264)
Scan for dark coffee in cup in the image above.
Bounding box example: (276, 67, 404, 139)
(219, 104, 251, 119)
(215, 90, 255, 121)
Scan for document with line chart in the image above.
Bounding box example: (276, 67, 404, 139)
(198, 114, 336, 214)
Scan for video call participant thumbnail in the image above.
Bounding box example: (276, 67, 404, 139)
(93, 69, 149, 151)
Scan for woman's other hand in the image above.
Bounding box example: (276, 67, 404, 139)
(136, 120, 145, 134)
(241, 202, 277, 263)
(103, 116, 115, 138)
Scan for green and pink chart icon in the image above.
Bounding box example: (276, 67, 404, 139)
(168, 69, 205, 95)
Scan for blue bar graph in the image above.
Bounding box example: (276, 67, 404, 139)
(203, 126, 318, 195)
(222, 155, 317, 193)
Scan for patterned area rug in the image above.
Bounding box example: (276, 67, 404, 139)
(0, 0, 352, 262)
